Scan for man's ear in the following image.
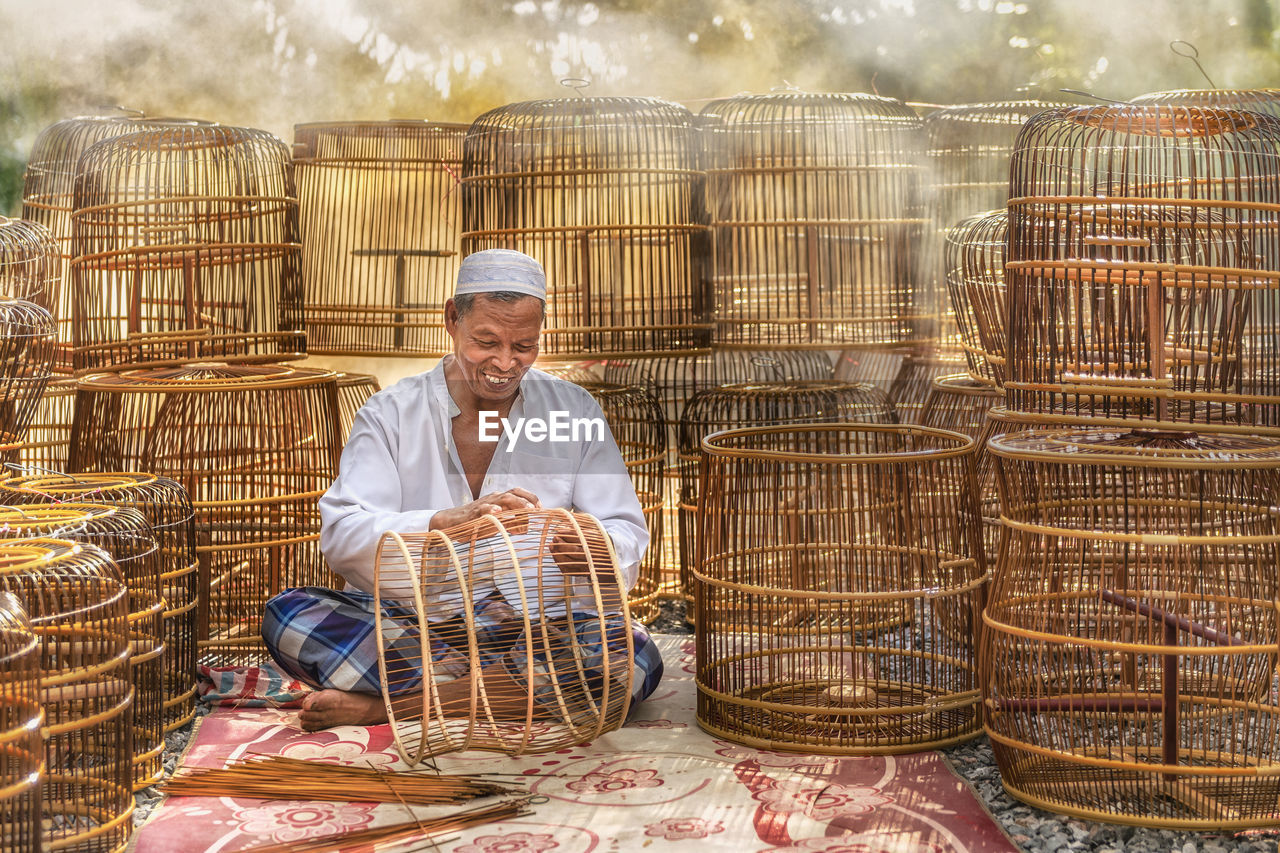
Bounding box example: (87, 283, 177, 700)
(444, 298, 459, 335)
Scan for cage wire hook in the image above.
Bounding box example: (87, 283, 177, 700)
(96, 104, 145, 117)
(1058, 89, 1130, 105)
(559, 78, 591, 97)
(1170, 40, 1217, 89)
(3, 461, 93, 486)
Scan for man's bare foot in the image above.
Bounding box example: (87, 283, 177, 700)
(297, 689, 388, 731)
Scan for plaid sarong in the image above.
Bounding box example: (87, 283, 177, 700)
(262, 587, 663, 710)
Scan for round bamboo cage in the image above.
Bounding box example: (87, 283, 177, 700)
(0, 503, 164, 790)
(0, 591, 43, 853)
(69, 124, 305, 372)
(294, 121, 468, 356)
(0, 300, 57, 456)
(0, 538, 132, 852)
(564, 380, 665, 624)
(8, 375, 76, 471)
(944, 209, 1008, 386)
(695, 423, 985, 753)
(921, 374, 1004, 565)
(461, 96, 710, 358)
(984, 427, 1280, 829)
(699, 92, 927, 350)
(335, 371, 381, 444)
(0, 217, 59, 316)
(67, 363, 343, 665)
(678, 380, 898, 603)
(1131, 89, 1280, 118)
(21, 113, 215, 373)
(373, 507, 633, 760)
(0, 471, 200, 730)
(1005, 105, 1280, 432)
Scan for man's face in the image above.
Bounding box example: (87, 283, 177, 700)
(444, 294, 543, 406)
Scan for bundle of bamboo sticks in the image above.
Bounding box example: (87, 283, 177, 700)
(160, 755, 519, 804)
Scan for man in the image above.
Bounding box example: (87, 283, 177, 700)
(262, 248, 663, 731)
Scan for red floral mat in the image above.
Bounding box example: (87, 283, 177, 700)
(130, 637, 1017, 853)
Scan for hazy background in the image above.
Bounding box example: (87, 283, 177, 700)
(1, 0, 1276, 215)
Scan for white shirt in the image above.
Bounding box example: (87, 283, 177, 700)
(318, 359, 648, 613)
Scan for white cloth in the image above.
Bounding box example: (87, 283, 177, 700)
(318, 359, 648, 615)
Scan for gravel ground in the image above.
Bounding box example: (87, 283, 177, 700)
(135, 602, 1280, 850)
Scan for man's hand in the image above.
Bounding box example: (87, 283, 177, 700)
(430, 488, 541, 531)
(550, 531, 593, 575)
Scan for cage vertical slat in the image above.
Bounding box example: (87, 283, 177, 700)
(0, 591, 42, 853)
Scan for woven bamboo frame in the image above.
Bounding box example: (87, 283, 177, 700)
(0, 300, 57, 455)
(923, 102, 1053, 349)
(335, 371, 381, 444)
(944, 209, 1008, 386)
(985, 427, 1280, 828)
(678, 381, 898, 603)
(0, 217, 59, 317)
(566, 380, 665, 624)
(921, 374, 1004, 566)
(1132, 89, 1280, 118)
(8, 375, 75, 471)
(373, 508, 633, 761)
(69, 125, 305, 372)
(0, 591, 43, 853)
(0, 503, 164, 790)
(461, 97, 710, 357)
(1006, 105, 1280, 431)
(700, 92, 927, 349)
(21, 114, 215, 373)
(67, 364, 342, 665)
(695, 423, 985, 753)
(0, 471, 201, 730)
(886, 345, 970, 424)
(0, 538, 133, 852)
(295, 121, 468, 356)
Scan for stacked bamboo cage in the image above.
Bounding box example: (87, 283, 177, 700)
(0, 503, 165, 790)
(69, 124, 305, 371)
(944, 209, 1009, 387)
(1131, 88, 1280, 118)
(11, 376, 76, 471)
(462, 97, 710, 358)
(985, 428, 1280, 828)
(678, 380, 897, 602)
(334, 371, 381, 443)
(295, 121, 468, 356)
(372, 508, 634, 760)
(68, 363, 343, 665)
(0, 538, 133, 853)
(695, 423, 985, 753)
(0, 591, 42, 853)
(21, 113, 214, 372)
(0, 301, 56, 455)
(0, 471, 201, 730)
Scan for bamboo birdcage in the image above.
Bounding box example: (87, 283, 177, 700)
(462, 97, 710, 358)
(678, 380, 897, 602)
(0, 591, 42, 853)
(373, 508, 633, 760)
(0, 217, 59, 315)
(69, 124, 305, 372)
(21, 113, 215, 372)
(945, 209, 1009, 386)
(335, 371, 381, 444)
(984, 427, 1280, 828)
(1131, 89, 1280, 118)
(0, 503, 165, 791)
(1005, 105, 1280, 431)
(700, 92, 928, 350)
(564, 380, 665, 624)
(0, 300, 57, 455)
(67, 363, 343, 665)
(10, 376, 76, 471)
(295, 121, 468, 356)
(0, 538, 133, 853)
(695, 423, 985, 753)
(0, 471, 200, 731)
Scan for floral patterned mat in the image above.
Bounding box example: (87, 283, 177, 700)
(129, 636, 1017, 853)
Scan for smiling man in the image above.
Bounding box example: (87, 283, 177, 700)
(261, 248, 663, 730)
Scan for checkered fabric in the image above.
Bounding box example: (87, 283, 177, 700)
(262, 587, 663, 710)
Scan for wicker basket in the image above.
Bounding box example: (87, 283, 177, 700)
(695, 423, 985, 753)
(373, 508, 633, 760)
(985, 427, 1280, 828)
(0, 471, 201, 730)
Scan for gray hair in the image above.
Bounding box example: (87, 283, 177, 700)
(452, 291, 545, 319)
